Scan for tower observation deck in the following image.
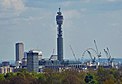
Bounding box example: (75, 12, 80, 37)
(56, 8, 64, 62)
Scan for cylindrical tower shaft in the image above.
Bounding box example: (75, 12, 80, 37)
(56, 8, 64, 61)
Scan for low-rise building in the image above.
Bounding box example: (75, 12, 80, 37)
(0, 66, 13, 74)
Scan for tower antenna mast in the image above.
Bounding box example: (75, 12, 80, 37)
(56, 8, 64, 61)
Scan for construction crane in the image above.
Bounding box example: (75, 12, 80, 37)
(94, 40, 101, 58)
(49, 49, 55, 60)
(81, 40, 101, 63)
(82, 48, 98, 62)
(106, 48, 114, 63)
(87, 50, 96, 64)
(82, 48, 97, 56)
(104, 49, 110, 62)
(104, 48, 114, 63)
(69, 45, 77, 61)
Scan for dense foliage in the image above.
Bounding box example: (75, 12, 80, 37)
(0, 67, 122, 84)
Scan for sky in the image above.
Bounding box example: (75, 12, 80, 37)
(0, 0, 122, 61)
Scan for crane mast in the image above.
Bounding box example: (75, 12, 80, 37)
(49, 49, 55, 60)
(94, 40, 101, 58)
(94, 40, 98, 54)
(87, 50, 95, 63)
(104, 48, 114, 63)
(104, 49, 110, 62)
(69, 45, 77, 61)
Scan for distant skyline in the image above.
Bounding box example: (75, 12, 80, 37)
(0, 0, 122, 61)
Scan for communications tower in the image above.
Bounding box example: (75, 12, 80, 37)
(56, 8, 64, 61)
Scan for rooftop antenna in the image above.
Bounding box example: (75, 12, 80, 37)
(59, 8, 60, 12)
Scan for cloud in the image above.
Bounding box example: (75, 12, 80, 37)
(64, 10, 81, 19)
(1, 0, 11, 8)
(80, 0, 100, 3)
(0, 0, 26, 25)
(1, 0, 25, 11)
(107, 0, 116, 2)
(80, 0, 91, 3)
(104, 0, 122, 2)
(80, 0, 122, 3)
(110, 23, 120, 27)
(63, 9, 82, 29)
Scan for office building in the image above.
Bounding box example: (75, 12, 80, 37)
(15, 42, 24, 61)
(22, 58, 27, 67)
(27, 50, 42, 72)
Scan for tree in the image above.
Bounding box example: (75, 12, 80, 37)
(0, 74, 5, 80)
(103, 79, 114, 84)
(96, 67, 117, 83)
(0, 74, 6, 84)
(61, 70, 82, 84)
(4, 72, 15, 80)
(9, 76, 28, 84)
(37, 73, 47, 84)
(84, 73, 98, 84)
